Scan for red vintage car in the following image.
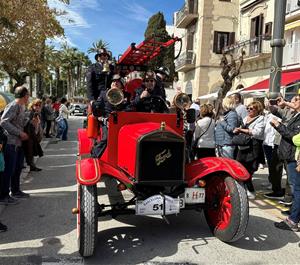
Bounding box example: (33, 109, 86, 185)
(74, 38, 251, 257)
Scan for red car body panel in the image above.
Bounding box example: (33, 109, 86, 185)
(118, 122, 182, 177)
(185, 157, 250, 186)
(78, 128, 93, 155)
(77, 112, 183, 185)
(76, 158, 133, 186)
(105, 112, 183, 167)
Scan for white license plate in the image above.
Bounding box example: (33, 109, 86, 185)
(136, 195, 180, 215)
(74, 110, 79, 112)
(184, 188, 205, 204)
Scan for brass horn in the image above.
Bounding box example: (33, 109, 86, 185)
(173, 93, 191, 110)
(102, 61, 110, 72)
(106, 88, 124, 106)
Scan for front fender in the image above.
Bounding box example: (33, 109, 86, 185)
(76, 158, 133, 186)
(185, 157, 250, 187)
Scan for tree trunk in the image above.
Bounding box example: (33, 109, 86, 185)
(214, 51, 245, 119)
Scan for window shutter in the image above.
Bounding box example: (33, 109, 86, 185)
(229, 32, 235, 45)
(213, 31, 218, 53)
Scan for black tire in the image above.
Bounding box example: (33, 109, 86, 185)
(204, 175, 249, 242)
(78, 185, 98, 257)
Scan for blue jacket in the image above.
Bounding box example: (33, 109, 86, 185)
(215, 110, 240, 146)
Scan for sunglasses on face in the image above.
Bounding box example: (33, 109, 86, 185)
(247, 107, 255, 111)
(145, 79, 155, 83)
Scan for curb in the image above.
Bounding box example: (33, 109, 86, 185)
(0, 140, 50, 217)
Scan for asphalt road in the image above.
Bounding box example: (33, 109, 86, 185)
(0, 115, 299, 265)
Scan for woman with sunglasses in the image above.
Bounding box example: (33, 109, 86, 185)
(233, 101, 265, 199)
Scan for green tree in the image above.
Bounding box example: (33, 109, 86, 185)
(144, 12, 175, 79)
(87, 39, 110, 54)
(0, 0, 65, 88)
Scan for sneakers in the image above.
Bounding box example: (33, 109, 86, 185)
(11, 191, 30, 199)
(274, 218, 299, 232)
(264, 192, 284, 200)
(281, 210, 291, 216)
(0, 222, 7, 232)
(0, 196, 19, 205)
(247, 190, 256, 200)
(279, 199, 293, 206)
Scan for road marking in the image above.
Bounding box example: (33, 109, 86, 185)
(255, 192, 289, 211)
(43, 154, 77, 157)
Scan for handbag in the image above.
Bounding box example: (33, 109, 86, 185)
(232, 116, 260, 146)
(232, 133, 252, 146)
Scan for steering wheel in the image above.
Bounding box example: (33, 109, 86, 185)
(139, 95, 169, 113)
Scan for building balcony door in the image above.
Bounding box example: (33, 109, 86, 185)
(250, 14, 264, 55)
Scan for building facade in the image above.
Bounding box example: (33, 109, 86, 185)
(284, 0, 300, 71)
(227, 0, 300, 93)
(174, 0, 239, 100)
(229, 0, 275, 90)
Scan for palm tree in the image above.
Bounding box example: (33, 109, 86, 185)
(87, 39, 109, 54)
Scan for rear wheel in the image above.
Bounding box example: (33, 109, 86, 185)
(204, 175, 249, 242)
(78, 185, 98, 257)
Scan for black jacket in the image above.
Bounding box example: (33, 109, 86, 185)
(86, 62, 114, 101)
(132, 85, 167, 112)
(96, 90, 132, 118)
(276, 113, 300, 162)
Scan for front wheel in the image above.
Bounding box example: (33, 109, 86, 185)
(78, 185, 98, 257)
(204, 175, 249, 242)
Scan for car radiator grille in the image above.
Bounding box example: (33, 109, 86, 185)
(136, 132, 185, 185)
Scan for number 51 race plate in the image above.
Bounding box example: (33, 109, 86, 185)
(136, 195, 180, 215)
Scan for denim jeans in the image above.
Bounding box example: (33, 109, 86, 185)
(0, 144, 24, 198)
(217, 145, 235, 159)
(56, 118, 68, 140)
(286, 161, 300, 223)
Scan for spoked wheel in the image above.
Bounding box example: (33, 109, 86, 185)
(77, 184, 98, 257)
(204, 175, 249, 242)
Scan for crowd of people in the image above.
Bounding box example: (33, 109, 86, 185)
(0, 86, 71, 232)
(187, 92, 300, 232)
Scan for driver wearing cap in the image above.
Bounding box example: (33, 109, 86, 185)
(132, 71, 167, 113)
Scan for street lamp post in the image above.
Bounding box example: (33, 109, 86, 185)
(268, 0, 287, 98)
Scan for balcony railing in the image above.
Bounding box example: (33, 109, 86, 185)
(175, 0, 198, 28)
(175, 50, 196, 72)
(283, 41, 300, 66)
(224, 35, 272, 58)
(286, 0, 300, 14)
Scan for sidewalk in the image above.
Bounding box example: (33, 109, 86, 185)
(0, 139, 50, 216)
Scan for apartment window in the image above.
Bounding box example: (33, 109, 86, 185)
(213, 31, 235, 54)
(264, 22, 272, 39)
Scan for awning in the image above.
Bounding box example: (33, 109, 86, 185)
(244, 70, 300, 91)
(285, 21, 300, 31)
(196, 88, 245, 101)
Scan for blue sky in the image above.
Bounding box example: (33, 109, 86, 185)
(48, 0, 183, 60)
